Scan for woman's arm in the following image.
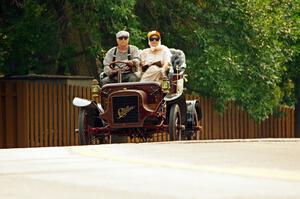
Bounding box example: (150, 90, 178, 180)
(162, 48, 172, 75)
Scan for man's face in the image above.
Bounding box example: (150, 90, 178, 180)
(116, 36, 129, 47)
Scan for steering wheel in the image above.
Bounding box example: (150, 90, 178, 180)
(108, 61, 133, 83)
(109, 60, 133, 73)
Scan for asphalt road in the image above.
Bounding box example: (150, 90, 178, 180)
(1, 139, 300, 199)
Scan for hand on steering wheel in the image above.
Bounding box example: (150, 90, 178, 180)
(109, 60, 133, 73)
(108, 69, 118, 78)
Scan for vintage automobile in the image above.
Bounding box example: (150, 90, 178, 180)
(72, 48, 202, 144)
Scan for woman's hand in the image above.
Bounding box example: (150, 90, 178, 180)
(162, 63, 170, 75)
(141, 64, 149, 72)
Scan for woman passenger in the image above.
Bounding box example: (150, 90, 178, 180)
(140, 31, 172, 83)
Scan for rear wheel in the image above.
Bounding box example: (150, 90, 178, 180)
(168, 104, 182, 141)
(187, 111, 200, 140)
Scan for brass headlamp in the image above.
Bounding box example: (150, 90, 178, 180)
(161, 76, 170, 93)
(91, 79, 101, 102)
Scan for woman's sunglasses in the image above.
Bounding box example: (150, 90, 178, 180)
(149, 37, 160, 41)
(118, 36, 128, 40)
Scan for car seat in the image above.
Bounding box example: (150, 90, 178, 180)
(169, 48, 186, 74)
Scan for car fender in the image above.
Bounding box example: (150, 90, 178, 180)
(72, 97, 104, 113)
(164, 93, 182, 102)
(186, 100, 202, 121)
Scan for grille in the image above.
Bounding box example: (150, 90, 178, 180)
(112, 96, 139, 124)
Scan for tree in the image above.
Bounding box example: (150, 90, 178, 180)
(1, 1, 61, 75)
(135, 0, 300, 121)
(0, 0, 143, 76)
(1, 0, 299, 125)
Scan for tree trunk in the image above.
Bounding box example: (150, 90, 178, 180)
(52, 0, 94, 76)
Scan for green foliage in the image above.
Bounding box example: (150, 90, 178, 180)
(0, 33, 8, 74)
(1, 0, 143, 75)
(1, 0, 299, 121)
(1, 1, 60, 74)
(69, 0, 144, 52)
(135, 0, 299, 120)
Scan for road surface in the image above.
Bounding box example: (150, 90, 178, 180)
(1, 139, 300, 199)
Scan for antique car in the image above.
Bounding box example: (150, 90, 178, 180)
(72, 48, 202, 144)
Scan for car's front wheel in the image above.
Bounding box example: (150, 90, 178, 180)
(78, 108, 104, 144)
(78, 108, 91, 145)
(168, 104, 182, 141)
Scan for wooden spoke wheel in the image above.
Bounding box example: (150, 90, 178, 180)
(168, 104, 182, 141)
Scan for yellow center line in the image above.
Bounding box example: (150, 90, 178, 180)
(70, 146, 300, 182)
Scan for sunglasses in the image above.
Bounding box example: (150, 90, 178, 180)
(149, 37, 160, 41)
(118, 36, 128, 40)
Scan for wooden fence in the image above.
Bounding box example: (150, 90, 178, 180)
(187, 96, 294, 139)
(0, 75, 295, 148)
(0, 75, 93, 148)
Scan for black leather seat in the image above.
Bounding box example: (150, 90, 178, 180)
(170, 48, 186, 74)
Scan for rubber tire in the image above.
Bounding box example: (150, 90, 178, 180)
(168, 104, 182, 141)
(78, 108, 89, 145)
(187, 111, 200, 140)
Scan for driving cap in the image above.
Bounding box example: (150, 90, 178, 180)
(147, 30, 160, 38)
(116, 30, 130, 38)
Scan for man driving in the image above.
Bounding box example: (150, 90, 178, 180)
(101, 30, 140, 85)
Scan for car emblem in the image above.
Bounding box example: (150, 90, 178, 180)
(118, 105, 135, 119)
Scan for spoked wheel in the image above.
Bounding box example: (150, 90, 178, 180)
(103, 134, 112, 144)
(168, 104, 182, 141)
(187, 111, 200, 140)
(78, 108, 103, 145)
(78, 108, 91, 145)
